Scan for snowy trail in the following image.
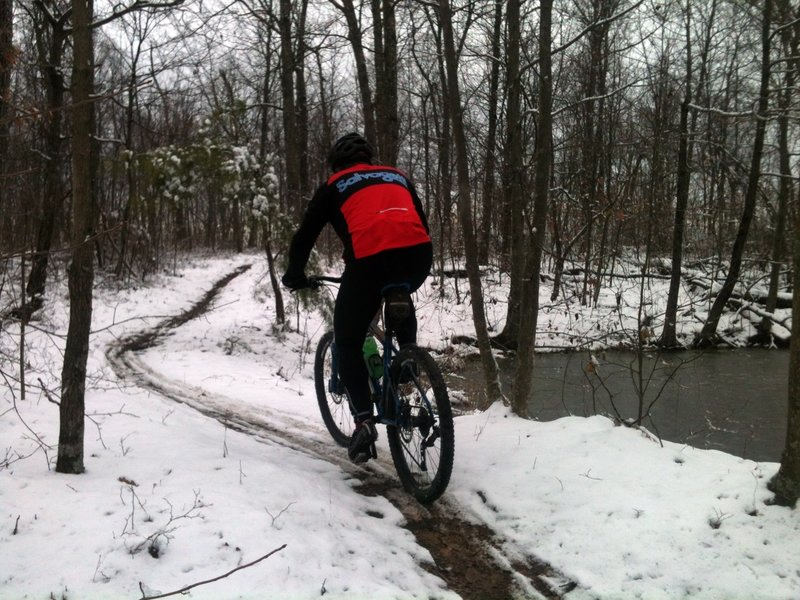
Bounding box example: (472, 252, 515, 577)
(105, 263, 578, 600)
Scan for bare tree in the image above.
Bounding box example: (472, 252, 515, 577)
(294, 0, 309, 197)
(56, 0, 187, 473)
(477, 0, 502, 265)
(329, 0, 377, 143)
(20, 0, 71, 319)
(577, 0, 618, 306)
(408, 3, 454, 292)
(511, 0, 553, 416)
(661, 1, 693, 348)
(113, 9, 165, 278)
(0, 0, 11, 212)
(761, 0, 797, 338)
(769, 161, 800, 507)
(279, 0, 302, 216)
(438, 0, 503, 406)
(372, 0, 398, 163)
(766, 0, 800, 507)
(494, 0, 524, 351)
(695, 0, 773, 348)
(57, 0, 95, 474)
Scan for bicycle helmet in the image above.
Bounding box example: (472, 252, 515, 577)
(327, 132, 374, 171)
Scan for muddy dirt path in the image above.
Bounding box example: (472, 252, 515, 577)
(106, 265, 577, 600)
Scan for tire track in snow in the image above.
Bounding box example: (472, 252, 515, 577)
(105, 264, 577, 600)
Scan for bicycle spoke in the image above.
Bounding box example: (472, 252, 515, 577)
(387, 345, 454, 503)
(314, 331, 354, 447)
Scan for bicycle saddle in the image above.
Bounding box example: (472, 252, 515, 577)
(383, 284, 412, 330)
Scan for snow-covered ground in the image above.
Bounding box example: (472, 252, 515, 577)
(1, 253, 797, 599)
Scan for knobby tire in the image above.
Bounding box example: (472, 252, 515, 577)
(387, 344, 454, 504)
(314, 331, 353, 447)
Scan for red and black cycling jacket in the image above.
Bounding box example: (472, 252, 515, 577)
(287, 164, 431, 271)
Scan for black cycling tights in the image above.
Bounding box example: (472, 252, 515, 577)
(334, 242, 433, 420)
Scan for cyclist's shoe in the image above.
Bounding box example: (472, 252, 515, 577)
(348, 419, 378, 464)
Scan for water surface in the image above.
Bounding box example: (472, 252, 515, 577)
(451, 349, 790, 462)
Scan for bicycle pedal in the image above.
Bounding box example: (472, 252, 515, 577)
(350, 443, 377, 464)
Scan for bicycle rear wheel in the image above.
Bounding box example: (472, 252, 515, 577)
(387, 344, 454, 504)
(314, 331, 354, 447)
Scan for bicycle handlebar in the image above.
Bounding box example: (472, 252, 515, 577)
(304, 275, 342, 289)
(305, 273, 433, 289)
(309, 275, 342, 284)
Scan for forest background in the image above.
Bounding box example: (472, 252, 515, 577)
(1, 0, 799, 502)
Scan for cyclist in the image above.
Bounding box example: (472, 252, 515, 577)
(282, 133, 433, 463)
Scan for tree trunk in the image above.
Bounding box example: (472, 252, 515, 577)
(206, 193, 218, 249)
(116, 52, 141, 278)
(0, 0, 11, 214)
(580, 1, 614, 306)
(477, 0, 502, 265)
(429, 17, 452, 295)
(258, 30, 274, 167)
(381, 0, 398, 163)
(25, 24, 68, 316)
(762, 12, 796, 332)
(373, 0, 399, 163)
(57, 0, 95, 475)
(768, 158, 800, 506)
(579, 49, 598, 304)
(294, 0, 309, 197)
(371, 0, 384, 152)
(511, 0, 552, 416)
(439, 0, 503, 407)
(335, 0, 377, 144)
(314, 47, 332, 155)
(265, 234, 285, 325)
(766, 0, 800, 506)
(695, 0, 772, 348)
(763, 92, 790, 319)
(495, 0, 523, 350)
(279, 0, 301, 216)
(232, 195, 243, 252)
(661, 2, 693, 348)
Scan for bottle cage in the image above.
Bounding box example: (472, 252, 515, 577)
(383, 284, 412, 331)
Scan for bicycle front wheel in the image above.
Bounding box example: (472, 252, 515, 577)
(314, 331, 354, 447)
(387, 344, 454, 504)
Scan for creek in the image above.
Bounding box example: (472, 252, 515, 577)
(451, 348, 790, 463)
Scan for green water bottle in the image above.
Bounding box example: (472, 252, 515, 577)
(363, 337, 383, 380)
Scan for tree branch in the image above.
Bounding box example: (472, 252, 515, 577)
(139, 544, 287, 599)
(91, 0, 186, 30)
(521, 0, 646, 76)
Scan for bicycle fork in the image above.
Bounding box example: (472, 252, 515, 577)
(399, 371, 441, 473)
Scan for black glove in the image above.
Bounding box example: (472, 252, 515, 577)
(281, 271, 309, 291)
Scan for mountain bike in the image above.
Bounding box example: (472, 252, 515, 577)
(308, 275, 454, 504)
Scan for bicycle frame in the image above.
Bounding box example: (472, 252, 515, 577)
(310, 276, 433, 428)
(367, 319, 400, 425)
